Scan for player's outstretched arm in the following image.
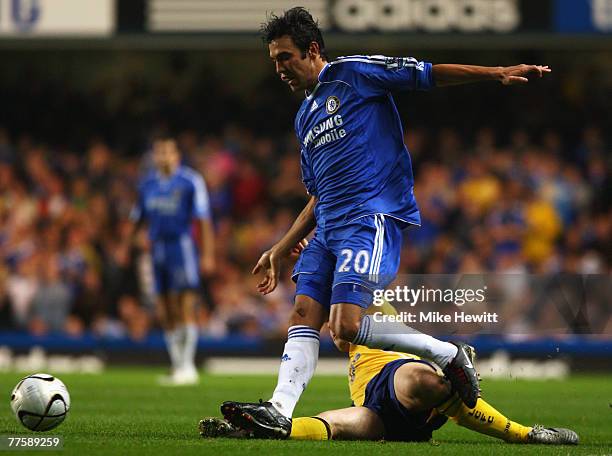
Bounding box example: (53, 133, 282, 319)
(252, 196, 317, 295)
(432, 64, 551, 87)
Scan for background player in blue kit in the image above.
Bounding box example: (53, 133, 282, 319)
(222, 7, 551, 436)
(130, 135, 215, 385)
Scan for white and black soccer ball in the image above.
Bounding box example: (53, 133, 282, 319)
(10, 373, 70, 431)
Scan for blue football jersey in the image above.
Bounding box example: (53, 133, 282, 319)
(130, 165, 211, 241)
(295, 55, 434, 230)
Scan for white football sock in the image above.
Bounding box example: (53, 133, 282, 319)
(164, 329, 183, 372)
(352, 315, 458, 368)
(181, 323, 199, 372)
(270, 325, 320, 418)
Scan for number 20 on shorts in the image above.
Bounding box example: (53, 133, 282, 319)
(338, 249, 370, 273)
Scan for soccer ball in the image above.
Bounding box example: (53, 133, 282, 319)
(10, 373, 70, 431)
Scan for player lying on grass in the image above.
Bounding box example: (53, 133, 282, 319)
(201, 331, 578, 445)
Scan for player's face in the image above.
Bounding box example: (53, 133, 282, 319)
(269, 35, 319, 92)
(153, 139, 180, 174)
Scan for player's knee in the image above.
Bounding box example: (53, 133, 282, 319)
(330, 318, 360, 343)
(396, 365, 450, 411)
(331, 332, 351, 352)
(288, 301, 312, 326)
(156, 298, 174, 328)
(178, 292, 197, 323)
(316, 412, 338, 439)
(317, 408, 384, 440)
(417, 370, 451, 403)
(289, 296, 325, 328)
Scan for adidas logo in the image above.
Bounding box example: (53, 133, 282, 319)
(310, 100, 319, 112)
(281, 353, 292, 362)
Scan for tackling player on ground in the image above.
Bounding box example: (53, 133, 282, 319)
(129, 135, 215, 385)
(222, 7, 551, 437)
(202, 308, 578, 445)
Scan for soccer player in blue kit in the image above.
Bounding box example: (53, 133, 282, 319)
(130, 135, 215, 385)
(222, 7, 551, 436)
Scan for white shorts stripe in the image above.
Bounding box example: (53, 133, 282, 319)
(369, 214, 385, 280)
(374, 214, 385, 279)
(369, 215, 382, 276)
(180, 235, 199, 286)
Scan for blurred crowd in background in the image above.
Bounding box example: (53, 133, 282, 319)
(0, 52, 610, 340)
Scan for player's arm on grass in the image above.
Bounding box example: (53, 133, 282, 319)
(432, 63, 551, 86)
(252, 195, 317, 294)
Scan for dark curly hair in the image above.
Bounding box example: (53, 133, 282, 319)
(260, 7, 328, 61)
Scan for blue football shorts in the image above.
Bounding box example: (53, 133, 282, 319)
(292, 214, 405, 309)
(151, 234, 200, 294)
(362, 358, 448, 441)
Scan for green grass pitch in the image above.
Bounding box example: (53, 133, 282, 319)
(1, 369, 610, 455)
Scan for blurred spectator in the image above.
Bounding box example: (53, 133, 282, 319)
(0, 66, 609, 339)
(0, 265, 14, 328)
(0, 123, 608, 340)
(28, 254, 72, 335)
(6, 255, 38, 328)
(71, 268, 107, 328)
(117, 295, 151, 341)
